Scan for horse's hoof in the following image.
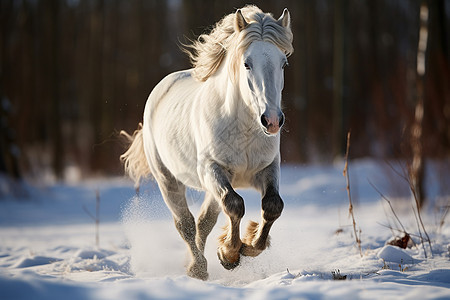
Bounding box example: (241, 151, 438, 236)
(187, 268, 209, 281)
(217, 250, 240, 270)
(187, 255, 209, 280)
(219, 255, 240, 270)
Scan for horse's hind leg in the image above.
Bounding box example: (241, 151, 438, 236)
(196, 192, 221, 254)
(156, 169, 208, 280)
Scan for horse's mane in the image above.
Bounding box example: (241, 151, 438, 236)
(184, 5, 294, 82)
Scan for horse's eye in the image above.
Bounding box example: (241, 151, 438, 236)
(282, 61, 289, 69)
(244, 63, 251, 70)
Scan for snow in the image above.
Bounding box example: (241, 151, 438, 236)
(377, 245, 415, 264)
(1, 159, 449, 299)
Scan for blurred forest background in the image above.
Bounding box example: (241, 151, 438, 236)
(0, 0, 449, 184)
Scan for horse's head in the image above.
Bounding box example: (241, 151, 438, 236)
(235, 8, 292, 136)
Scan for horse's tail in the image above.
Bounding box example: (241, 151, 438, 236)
(120, 123, 151, 187)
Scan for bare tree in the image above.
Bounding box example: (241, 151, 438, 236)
(410, 1, 429, 209)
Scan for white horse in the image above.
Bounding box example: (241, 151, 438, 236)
(121, 5, 293, 280)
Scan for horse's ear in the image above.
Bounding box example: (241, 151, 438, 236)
(235, 9, 248, 32)
(277, 8, 291, 29)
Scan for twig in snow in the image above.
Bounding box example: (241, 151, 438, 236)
(369, 180, 407, 235)
(343, 131, 362, 257)
(372, 163, 432, 256)
(411, 204, 429, 258)
(83, 189, 100, 247)
(376, 222, 421, 248)
(406, 165, 433, 257)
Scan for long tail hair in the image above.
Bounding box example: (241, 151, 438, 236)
(120, 123, 151, 187)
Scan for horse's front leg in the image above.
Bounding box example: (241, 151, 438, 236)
(201, 161, 244, 270)
(241, 161, 284, 257)
(217, 189, 245, 269)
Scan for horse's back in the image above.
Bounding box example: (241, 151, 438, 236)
(143, 69, 203, 188)
(145, 70, 195, 114)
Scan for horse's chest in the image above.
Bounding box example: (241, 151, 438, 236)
(213, 128, 277, 174)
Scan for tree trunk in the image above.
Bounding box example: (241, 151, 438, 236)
(411, 1, 429, 209)
(332, 0, 348, 158)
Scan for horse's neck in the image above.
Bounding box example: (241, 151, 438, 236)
(208, 72, 253, 125)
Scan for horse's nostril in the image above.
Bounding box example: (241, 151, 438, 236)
(261, 114, 268, 128)
(279, 113, 285, 127)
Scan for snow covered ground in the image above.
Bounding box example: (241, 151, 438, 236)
(1, 160, 449, 299)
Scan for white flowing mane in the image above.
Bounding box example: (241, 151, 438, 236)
(185, 5, 294, 82)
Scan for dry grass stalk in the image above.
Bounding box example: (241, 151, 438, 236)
(369, 180, 407, 234)
(372, 163, 432, 257)
(343, 131, 362, 257)
(83, 189, 101, 247)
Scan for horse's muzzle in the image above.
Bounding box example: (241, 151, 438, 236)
(261, 111, 284, 135)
